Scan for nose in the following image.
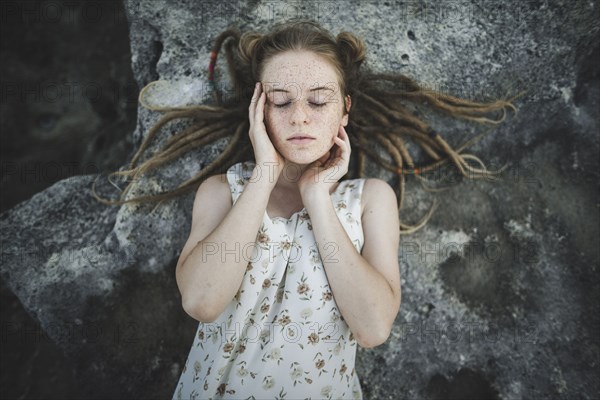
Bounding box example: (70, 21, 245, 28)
(289, 101, 309, 125)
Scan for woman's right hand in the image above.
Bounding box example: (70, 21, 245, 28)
(248, 82, 285, 185)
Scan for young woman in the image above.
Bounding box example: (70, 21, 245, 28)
(92, 18, 522, 399)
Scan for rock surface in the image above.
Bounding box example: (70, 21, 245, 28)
(0, 0, 137, 214)
(1, 0, 598, 398)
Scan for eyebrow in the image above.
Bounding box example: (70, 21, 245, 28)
(266, 86, 335, 93)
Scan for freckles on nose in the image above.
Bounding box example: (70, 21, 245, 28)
(288, 104, 309, 121)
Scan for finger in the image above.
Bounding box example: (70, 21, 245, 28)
(339, 126, 351, 154)
(317, 150, 331, 166)
(325, 145, 340, 165)
(249, 83, 259, 126)
(339, 125, 350, 143)
(255, 91, 266, 124)
(310, 158, 324, 170)
(251, 82, 260, 102)
(331, 141, 348, 171)
(334, 136, 347, 154)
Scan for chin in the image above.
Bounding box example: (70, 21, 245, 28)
(282, 152, 320, 166)
(283, 145, 332, 166)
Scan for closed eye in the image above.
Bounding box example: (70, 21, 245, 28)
(274, 102, 327, 108)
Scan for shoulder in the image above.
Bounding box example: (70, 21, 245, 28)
(359, 178, 400, 252)
(360, 178, 398, 217)
(362, 177, 395, 194)
(190, 173, 232, 226)
(194, 173, 230, 203)
(199, 173, 229, 190)
(203, 161, 256, 206)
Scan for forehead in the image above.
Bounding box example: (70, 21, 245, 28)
(261, 50, 340, 89)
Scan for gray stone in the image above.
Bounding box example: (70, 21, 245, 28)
(1, 0, 598, 398)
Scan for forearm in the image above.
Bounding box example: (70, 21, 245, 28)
(304, 191, 396, 346)
(181, 168, 274, 321)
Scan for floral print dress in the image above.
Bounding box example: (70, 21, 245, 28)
(173, 161, 366, 400)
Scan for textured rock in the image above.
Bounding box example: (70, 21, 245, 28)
(1, 0, 598, 398)
(0, 0, 137, 214)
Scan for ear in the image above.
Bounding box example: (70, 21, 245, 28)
(341, 95, 352, 126)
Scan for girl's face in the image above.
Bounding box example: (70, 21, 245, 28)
(261, 50, 350, 165)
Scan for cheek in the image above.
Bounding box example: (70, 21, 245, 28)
(323, 112, 342, 139)
(263, 111, 279, 138)
(263, 111, 290, 154)
(263, 115, 272, 135)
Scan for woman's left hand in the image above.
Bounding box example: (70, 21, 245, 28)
(298, 125, 351, 199)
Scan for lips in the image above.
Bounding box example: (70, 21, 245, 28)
(287, 135, 316, 144)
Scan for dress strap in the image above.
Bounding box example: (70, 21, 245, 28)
(330, 178, 366, 253)
(225, 161, 256, 204)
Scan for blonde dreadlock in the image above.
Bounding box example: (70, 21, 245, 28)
(91, 18, 526, 235)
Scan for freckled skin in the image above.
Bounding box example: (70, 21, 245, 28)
(261, 50, 350, 166)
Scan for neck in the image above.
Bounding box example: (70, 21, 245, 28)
(274, 160, 310, 193)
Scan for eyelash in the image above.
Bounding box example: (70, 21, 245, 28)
(273, 102, 327, 108)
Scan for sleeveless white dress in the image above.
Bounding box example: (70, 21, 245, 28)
(173, 161, 366, 399)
